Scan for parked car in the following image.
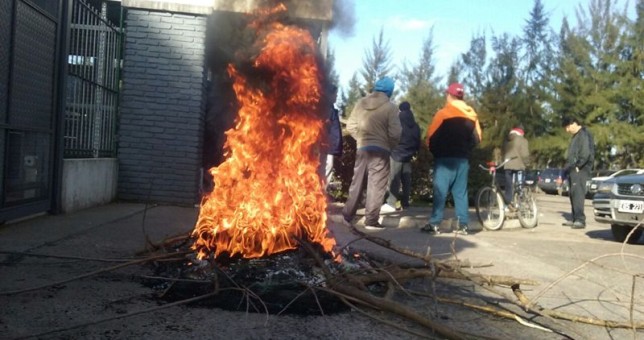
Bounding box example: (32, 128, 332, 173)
(537, 168, 567, 195)
(587, 169, 644, 199)
(592, 174, 644, 243)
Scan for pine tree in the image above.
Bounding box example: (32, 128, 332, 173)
(458, 32, 488, 106)
(398, 28, 443, 134)
(479, 33, 525, 146)
(359, 27, 394, 92)
(520, 0, 556, 136)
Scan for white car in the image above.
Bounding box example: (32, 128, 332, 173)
(592, 174, 644, 243)
(587, 169, 644, 197)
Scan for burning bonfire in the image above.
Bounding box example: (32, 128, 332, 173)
(191, 4, 336, 260)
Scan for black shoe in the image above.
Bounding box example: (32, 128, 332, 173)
(365, 223, 385, 230)
(454, 224, 469, 235)
(420, 223, 441, 233)
(571, 221, 586, 229)
(562, 220, 574, 227)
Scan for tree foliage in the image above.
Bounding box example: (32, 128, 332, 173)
(327, 0, 642, 204)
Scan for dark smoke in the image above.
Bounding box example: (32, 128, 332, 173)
(330, 0, 355, 38)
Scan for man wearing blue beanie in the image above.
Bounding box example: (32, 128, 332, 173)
(342, 77, 402, 230)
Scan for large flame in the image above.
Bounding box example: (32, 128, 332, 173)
(192, 4, 336, 259)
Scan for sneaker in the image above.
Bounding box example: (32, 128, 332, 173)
(420, 223, 441, 233)
(562, 220, 574, 227)
(394, 201, 402, 211)
(571, 221, 586, 229)
(365, 223, 386, 230)
(454, 224, 469, 235)
(380, 203, 397, 213)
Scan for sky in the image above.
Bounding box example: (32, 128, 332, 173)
(327, 0, 636, 91)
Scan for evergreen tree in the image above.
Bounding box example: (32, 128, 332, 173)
(359, 27, 394, 92)
(398, 28, 443, 134)
(613, 0, 644, 166)
(458, 32, 488, 107)
(479, 33, 525, 146)
(520, 0, 556, 136)
(343, 72, 364, 118)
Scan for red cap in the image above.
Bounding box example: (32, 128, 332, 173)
(446, 83, 464, 99)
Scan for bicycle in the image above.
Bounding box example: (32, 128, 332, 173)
(475, 159, 539, 230)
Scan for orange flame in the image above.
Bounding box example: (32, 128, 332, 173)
(191, 4, 336, 259)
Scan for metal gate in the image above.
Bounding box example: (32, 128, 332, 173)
(64, 0, 121, 158)
(0, 0, 65, 221)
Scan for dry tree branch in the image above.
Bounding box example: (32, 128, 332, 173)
(450, 269, 581, 339)
(346, 223, 432, 263)
(0, 250, 137, 263)
(337, 296, 434, 339)
(17, 290, 220, 340)
(296, 236, 470, 339)
(512, 284, 644, 329)
(344, 267, 539, 287)
(0, 251, 191, 296)
(531, 253, 644, 304)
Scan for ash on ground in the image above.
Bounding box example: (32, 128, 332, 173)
(142, 241, 379, 315)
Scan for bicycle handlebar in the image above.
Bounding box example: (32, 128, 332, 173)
(478, 157, 517, 173)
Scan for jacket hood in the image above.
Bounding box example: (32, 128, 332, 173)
(450, 100, 477, 120)
(359, 92, 391, 111)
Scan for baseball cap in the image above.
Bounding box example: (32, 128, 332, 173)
(446, 83, 464, 99)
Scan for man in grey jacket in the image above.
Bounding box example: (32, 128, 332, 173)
(342, 77, 402, 230)
(502, 125, 530, 209)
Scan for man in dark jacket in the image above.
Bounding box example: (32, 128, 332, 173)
(384, 101, 420, 210)
(562, 116, 594, 229)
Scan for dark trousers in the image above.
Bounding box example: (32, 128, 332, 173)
(504, 170, 524, 205)
(569, 169, 590, 224)
(342, 149, 390, 225)
(387, 159, 412, 208)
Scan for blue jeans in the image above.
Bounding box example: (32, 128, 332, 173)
(430, 158, 470, 225)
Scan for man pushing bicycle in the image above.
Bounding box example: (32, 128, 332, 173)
(501, 125, 530, 211)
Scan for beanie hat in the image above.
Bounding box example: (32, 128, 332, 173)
(509, 127, 525, 136)
(374, 77, 395, 97)
(399, 101, 411, 111)
(446, 83, 464, 99)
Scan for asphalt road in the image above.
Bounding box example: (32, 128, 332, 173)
(0, 194, 641, 339)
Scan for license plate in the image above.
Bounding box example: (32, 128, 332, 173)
(545, 179, 551, 183)
(618, 200, 644, 214)
(526, 180, 534, 185)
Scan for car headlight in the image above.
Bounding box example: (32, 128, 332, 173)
(597, 182, 614, 193)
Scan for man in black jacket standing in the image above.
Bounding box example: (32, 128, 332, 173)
(562, 116, 594, 229)
(384, 102, 421, 211)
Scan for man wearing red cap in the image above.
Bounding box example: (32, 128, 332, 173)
(502, 125, 530, 209)
(421, 83, 482, 235)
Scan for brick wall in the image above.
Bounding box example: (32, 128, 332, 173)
(118, 9, 206, 205)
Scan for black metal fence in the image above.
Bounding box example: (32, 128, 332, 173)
(64, 0, 121, 158)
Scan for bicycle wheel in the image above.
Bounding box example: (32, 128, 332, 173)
(517, 189, 538, 228)
(476, 187, 505, 231)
